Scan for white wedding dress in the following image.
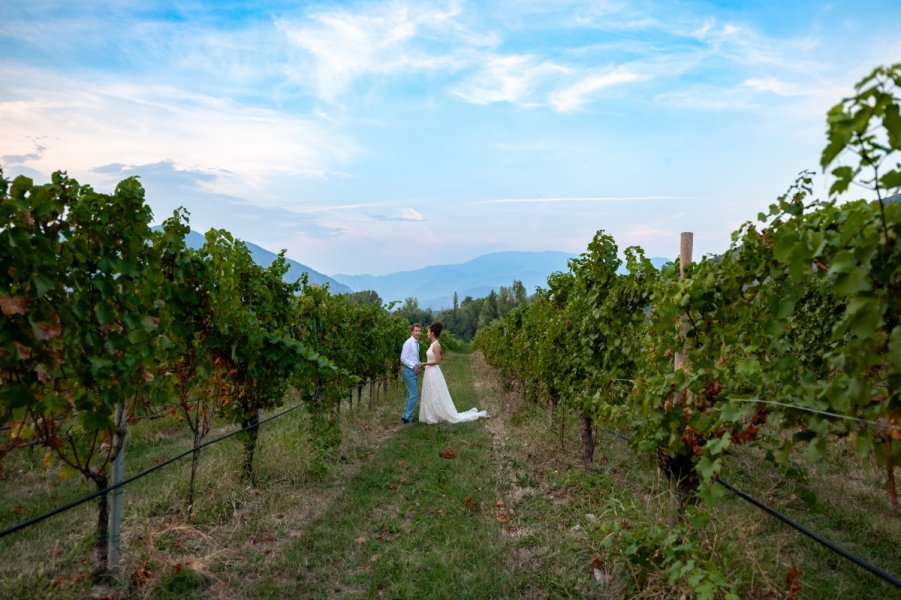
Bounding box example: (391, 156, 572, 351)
(419, 344, 488, 424)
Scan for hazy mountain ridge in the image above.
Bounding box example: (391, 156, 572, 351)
(332, 251, 580, 310)
(156, 228, 352, 294)
(156, 229, 672, 308)
(333, 252, 673, 309)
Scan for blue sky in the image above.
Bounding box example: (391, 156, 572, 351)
(2, 1, 899, 275)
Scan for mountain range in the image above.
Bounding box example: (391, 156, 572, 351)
(166, 229, 672, 310)
(168, 229, 353, 294)
(332, 251, 580, 309)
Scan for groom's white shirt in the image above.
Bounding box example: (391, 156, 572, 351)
(400, 336, 420, 370)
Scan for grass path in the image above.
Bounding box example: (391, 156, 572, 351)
(235, 350, 614, 599)
(247, 352, 516, 598)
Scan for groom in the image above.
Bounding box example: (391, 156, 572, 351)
(400, 323, 423, 423)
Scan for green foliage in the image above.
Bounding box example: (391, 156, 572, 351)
(0, 170, 411, 567)
(394, 296, 434, 327)
(601, 518, 739, 599)
(438, 279, 530, 341)
(821, 63, 901, 197)
(475, 64, 901, 582)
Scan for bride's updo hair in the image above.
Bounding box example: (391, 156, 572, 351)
(429, 322, 443, 338)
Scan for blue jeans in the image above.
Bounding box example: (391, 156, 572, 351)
(402, 366, 418, 421)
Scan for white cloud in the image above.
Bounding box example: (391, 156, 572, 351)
(278, 0, 478, 102)
(400, 207, 425, 221)
(451, 55, 570, 106)
(483, 195, 696, 204)
(0, 66, 358, 198)
(688, 19, 819, 71)
(549, 68, 643, 112)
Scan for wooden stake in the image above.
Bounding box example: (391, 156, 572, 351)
(679, 232, 693, 279)
(676, 232, 693, 398)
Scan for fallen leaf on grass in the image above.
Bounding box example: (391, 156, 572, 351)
(401, 442, 409, 449)
(464, 497, 480, 511)
(52, 572, 89, 587)
(252, 533, 277, 544)
(130, 564, 154, 586)
(785, 566, 802, 600)
(495, 499, 505, 509)
(496, 512, 509, 523)
(355, 535, 367, 544)
(439, 447, 458, 459)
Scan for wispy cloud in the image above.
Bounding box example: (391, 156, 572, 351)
(482, 195, 703, 204)
(278, 0, 479, 102)
(1, 138, 46, 165)
(0, 65, 358, 194)
(371, 207, 426, 221)
(451, 54, 570, 107)
(549, 68, 644, 112)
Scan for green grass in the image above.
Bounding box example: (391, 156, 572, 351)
(243, 353, 515, 598)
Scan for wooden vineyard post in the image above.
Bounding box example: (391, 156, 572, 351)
(674, 232, 693, 405)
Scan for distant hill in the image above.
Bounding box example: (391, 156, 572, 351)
(150, 229, 672, 305)
(332, 251, 674, 310)
(332, 251, 579, 310)
(155, 228, 352, 294)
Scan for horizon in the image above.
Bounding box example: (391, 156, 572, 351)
(3, 1, 899, 275)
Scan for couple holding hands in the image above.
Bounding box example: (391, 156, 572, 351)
(400, 322, 488, 425)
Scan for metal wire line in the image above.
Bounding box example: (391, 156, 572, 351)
(599, 427, 901, 589)
(0, 400, 309, 539)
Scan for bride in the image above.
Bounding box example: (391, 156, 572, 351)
(419, 322, 488, 424)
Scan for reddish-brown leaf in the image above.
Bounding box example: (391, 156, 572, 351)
(496, 512, 509, 523)
(35, 319, 62, 340)
(34, 364, 51, 383)
(0, 296, 28, 316)
(785, 566, 802, 600)
(130, 563, 154, 587)
(439, 447, 458, 459)
(885, 413, 901, 441)
(13, 341, 31, 360)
